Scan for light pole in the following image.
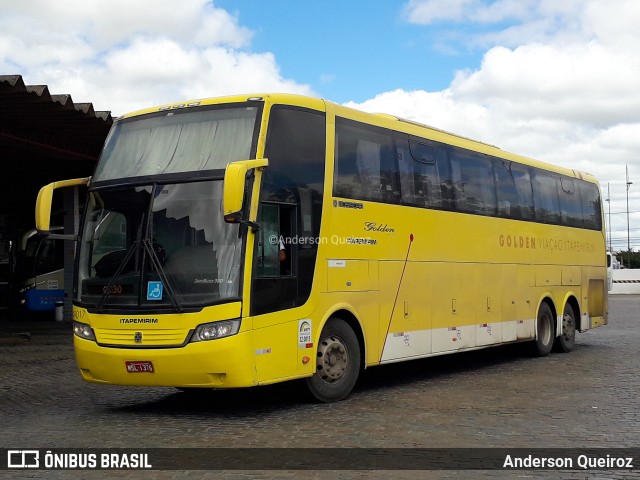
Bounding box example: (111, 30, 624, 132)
(626, 165, 633, 268)
(606, 183, 611, 253)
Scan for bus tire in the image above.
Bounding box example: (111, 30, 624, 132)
(306, 318, 360, 403)
(531, 302, 554, 357)
(553, 303, 576, 353)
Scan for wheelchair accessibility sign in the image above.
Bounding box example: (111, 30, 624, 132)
(147, 281, 163, 301)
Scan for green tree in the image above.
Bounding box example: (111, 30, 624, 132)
(616, 250, 640, 269)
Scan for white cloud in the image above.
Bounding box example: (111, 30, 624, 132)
(0, 0, 312, 114)
(404, 0, 481, 24)
(320, 74, 337, 84)
(451, 43, 640, 128)
(0, 0, 252, 52)
(405, 0, 583, 29)
(352, 0, 640, 247)
(405, 0, 609, 49)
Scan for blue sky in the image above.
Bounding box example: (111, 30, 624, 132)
(1, 0, 639, 249)
(216, 0, 485, 102)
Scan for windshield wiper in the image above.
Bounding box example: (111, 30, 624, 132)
(97, 240, 140, 311)
(96, 239, 184, 312)
(142, 239, 183, 312)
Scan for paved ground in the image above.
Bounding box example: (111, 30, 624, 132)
(0, 296, 639, 479)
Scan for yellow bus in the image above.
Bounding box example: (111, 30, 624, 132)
(35, 93, 607, 402)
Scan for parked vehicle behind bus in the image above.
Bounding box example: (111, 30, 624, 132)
(13, 228, 64, 313)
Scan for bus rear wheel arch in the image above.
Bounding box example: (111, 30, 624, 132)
(306, 317, 361, 403)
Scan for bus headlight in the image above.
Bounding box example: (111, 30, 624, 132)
(191, 320, 241, 342)
(73, 321, 96, 341)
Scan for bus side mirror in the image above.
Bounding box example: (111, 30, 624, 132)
(36, 177, 90, 240)
(223, 159, 268, 229)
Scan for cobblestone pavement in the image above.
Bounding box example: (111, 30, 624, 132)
(1, 296, 639, 480)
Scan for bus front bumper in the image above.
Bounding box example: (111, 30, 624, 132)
(73, 332, 257, 388)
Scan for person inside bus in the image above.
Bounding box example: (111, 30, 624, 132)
(279, 237, 292, 275)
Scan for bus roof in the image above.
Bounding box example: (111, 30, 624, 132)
(117, 93, 600, 185)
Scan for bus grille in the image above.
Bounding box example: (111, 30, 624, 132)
(95, 328, 190, 347)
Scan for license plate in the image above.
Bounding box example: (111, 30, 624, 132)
(125, 361, 154, 373)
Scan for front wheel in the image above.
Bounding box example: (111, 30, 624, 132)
(531, 302, 554, 357)
(553, 303, 576, 353)
(306, 318, 361, 403)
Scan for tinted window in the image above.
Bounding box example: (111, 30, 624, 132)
(495, 160, 534, 220)
(559, 177, 584, 228)
(256, 106, 326, 315)
(334, 119, 399, 204)
(262, 108, 326, 205)
(579, 181, 602, 230)
(450, 147, 496, 215)
(532, 171, 561, 224)
(397, 137, 452, 209)
(333, 118, 601, 232)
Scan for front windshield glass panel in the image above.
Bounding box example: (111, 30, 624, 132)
(76, 180, 242, 310)
(93, 105, 260, 182)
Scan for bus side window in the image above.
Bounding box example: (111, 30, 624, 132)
(257, 106, 325, 315)
(532, 170, 561, 224)
(410, 140, 443, 208)
(578, 181, 602, 230)
(559, 177, 584, 228)
(450, 147, 496, 216)
(334, 119, 399, 204)
(495, 160, 534, 220)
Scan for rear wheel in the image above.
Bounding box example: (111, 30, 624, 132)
(531, 302, 554, 357)
(306, 318, 360, 403)
(553, 303, 576, 353)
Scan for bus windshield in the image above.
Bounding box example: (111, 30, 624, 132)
(76, 180, 242, 310)
(93, 104, 260, 182)
(74, 102, 262, 311)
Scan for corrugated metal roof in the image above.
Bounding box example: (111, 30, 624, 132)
(0, 74, 113, 162)
(0, 74, 112, 121)
(0, 74, 114, 233)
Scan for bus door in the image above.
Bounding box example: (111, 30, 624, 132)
(252, 202, 297, 315)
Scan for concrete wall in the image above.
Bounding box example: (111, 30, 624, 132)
(611, 268, 640, 294)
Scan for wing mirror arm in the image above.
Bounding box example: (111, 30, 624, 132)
(223, 212, 261, 232)
(223, 159, 268, 232)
